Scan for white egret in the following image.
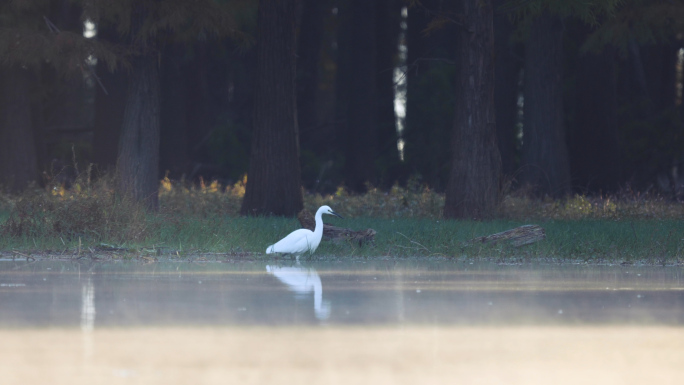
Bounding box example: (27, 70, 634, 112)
(266, 205, 342, 255)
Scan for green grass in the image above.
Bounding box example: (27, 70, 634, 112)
(1, 213, 683, 264)
(0, 176, 683, 263)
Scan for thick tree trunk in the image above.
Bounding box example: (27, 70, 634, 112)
(240, 0, 303, 217)
(116, 55, 160, 210)
(444, 0, 501, 219)
(521, 13, 571, 197)
(0, 67, 39, 192)
(344, 0, 378, 192)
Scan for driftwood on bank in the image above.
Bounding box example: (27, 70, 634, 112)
(297, 210, 376, 246)
(466, 224, 546, 247)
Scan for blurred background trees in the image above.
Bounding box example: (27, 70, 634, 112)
(1, 0, 684, 217)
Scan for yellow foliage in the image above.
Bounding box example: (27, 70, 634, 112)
(51, 185, 66, 197)
(161, 177, 173, 192)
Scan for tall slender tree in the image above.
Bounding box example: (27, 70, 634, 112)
(240, 0, 303, 216)
(444, 0, 501, 219)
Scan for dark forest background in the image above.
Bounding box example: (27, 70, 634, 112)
(1, 0, 684, 218)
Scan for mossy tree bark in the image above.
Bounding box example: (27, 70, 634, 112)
(240, 0, 303, 217)
(444, 0, 501, 220)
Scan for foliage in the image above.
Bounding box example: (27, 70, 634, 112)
(159, 176, 245, 217)
(583, 0, 684, 52)
(500, 0, 624, 24)
(0, 172, 152, 243)
(83, 0, 249, 51)
(1, 178, 683, 262)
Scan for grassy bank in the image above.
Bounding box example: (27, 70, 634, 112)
(0, 178, 683, 263)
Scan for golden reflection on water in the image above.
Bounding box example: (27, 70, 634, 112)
(1, 326, 683, 385)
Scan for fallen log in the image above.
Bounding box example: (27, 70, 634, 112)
(297, 209, 376, 246)
(466, 224, 545, 247)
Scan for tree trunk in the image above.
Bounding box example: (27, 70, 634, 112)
(116, 55, 161, 210)
(521, 12, 571, 197)
(0, 66, 39, 192)
(240, 0, 303, 217)
(444, 0, 501, 219)
(344, 0, 378, 192)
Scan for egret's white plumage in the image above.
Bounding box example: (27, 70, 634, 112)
(266, 205, 342, 255)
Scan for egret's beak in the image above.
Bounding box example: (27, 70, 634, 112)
(330, 210, 343, 219)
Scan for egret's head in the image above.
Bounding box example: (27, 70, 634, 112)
(319, 205, 343, 219)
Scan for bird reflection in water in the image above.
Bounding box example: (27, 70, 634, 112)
(266, 264, 331, 320)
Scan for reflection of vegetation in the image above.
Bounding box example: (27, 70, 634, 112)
(1, 177, 683, 262)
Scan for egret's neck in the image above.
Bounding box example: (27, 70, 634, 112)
(314, 211, 324, 236)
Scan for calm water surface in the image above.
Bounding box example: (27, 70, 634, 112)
(2, 259, 684, 385)
(1, 259, 683, 327)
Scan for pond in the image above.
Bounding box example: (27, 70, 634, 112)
(1, 258, 683, 384)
